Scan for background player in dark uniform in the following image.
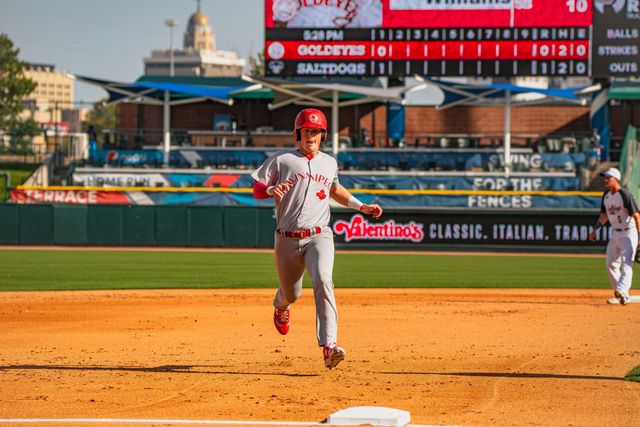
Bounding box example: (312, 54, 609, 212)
(589, 168, 640, 304)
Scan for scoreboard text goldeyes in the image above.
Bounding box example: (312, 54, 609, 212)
(264, 0, 640, 77)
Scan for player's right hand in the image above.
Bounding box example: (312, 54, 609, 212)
(271, 183, 292, 199)
(588, 231, 596, 242)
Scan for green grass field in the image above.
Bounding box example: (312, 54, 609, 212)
(0, 249, 619, 292)
(625, 365, 640, 383)
(0, 162, 37, 201)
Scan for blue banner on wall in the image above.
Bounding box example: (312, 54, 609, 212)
(89, 149, 587, 173)
(72, 170, 582, 192)
(386, 102, 405, 142)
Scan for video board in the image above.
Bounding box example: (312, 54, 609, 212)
(264, 0, 640, 78)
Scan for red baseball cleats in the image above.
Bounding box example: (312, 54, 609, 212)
(273, 307, 290, 335)
(323, 343, 346, 369)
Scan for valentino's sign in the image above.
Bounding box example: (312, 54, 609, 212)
(333, 214, 425, 242)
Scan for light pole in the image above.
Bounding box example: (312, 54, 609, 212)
(163, 19, 178, 167)
(164, 19, 179, 77)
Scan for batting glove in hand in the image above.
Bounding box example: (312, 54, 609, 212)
(635, 245, 640, 264)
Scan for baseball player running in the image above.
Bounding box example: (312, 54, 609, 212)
(251, 108, 382, 369)
(589, 167, 640, 305)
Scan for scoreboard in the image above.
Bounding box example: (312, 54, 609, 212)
(264, 0, 640, 78)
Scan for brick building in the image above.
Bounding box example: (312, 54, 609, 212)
(117, 99, 627, 147)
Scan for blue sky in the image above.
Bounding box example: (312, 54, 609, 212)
(1, 0, 265, 104)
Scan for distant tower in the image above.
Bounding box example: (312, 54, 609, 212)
(144, 0, 245, 77)
(184, 0, 216, 52)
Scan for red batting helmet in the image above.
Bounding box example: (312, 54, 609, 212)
(294, 108, 327, 142)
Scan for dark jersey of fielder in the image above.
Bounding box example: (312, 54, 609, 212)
(251, 149, 339, 231)
(600, 188, 639, 229)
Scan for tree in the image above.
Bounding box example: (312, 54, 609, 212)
(11, 116, 39, 137)
(248, 50, 265, 77)
(82, 99, 117, 141)
(0, 34, 37, 133)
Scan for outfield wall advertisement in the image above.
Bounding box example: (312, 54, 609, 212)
(11, 187, 601, 209)
(0, 203, 610, 250)
(331, 211, 612, 247)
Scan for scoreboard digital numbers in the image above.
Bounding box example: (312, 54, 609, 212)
(264, 0, 640, 78)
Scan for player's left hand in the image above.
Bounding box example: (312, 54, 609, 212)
(360, 203, 383, 219)
(635, 245, 640, 264)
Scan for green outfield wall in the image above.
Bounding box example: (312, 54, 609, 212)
(0, 204, 608, 252)
(0, 205, 277, 248)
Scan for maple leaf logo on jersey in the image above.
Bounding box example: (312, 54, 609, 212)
(316, 189, 326, 200)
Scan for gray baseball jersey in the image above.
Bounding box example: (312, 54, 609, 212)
(252, 148, 341, 347)
(251, 149, 339, 231)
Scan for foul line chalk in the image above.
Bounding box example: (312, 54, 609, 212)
(0, 419, 442, 427)
(607, 295, 640, 304)
(0, 419, 323, 426)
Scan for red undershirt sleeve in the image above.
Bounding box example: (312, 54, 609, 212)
(253, 181, 270, 199)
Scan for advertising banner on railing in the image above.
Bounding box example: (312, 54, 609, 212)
(71, 171, 254, 188)
(89, 149, 275, 169)
(340, 174, 581, 191)
(10, 189, 132, 205)
(339, 150, 587, 171)
(356, 191, 600, 209)
(11, 187, 602, 210)
(87, 149, 588, 172)
(71, 170, 581, 192)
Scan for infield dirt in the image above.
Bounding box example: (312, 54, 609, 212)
(1, 289, 639, 426)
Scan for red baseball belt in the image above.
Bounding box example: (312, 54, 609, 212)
(277, 227, 322, 239)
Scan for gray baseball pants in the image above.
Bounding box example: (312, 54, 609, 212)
(273, 227, 338, 347)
